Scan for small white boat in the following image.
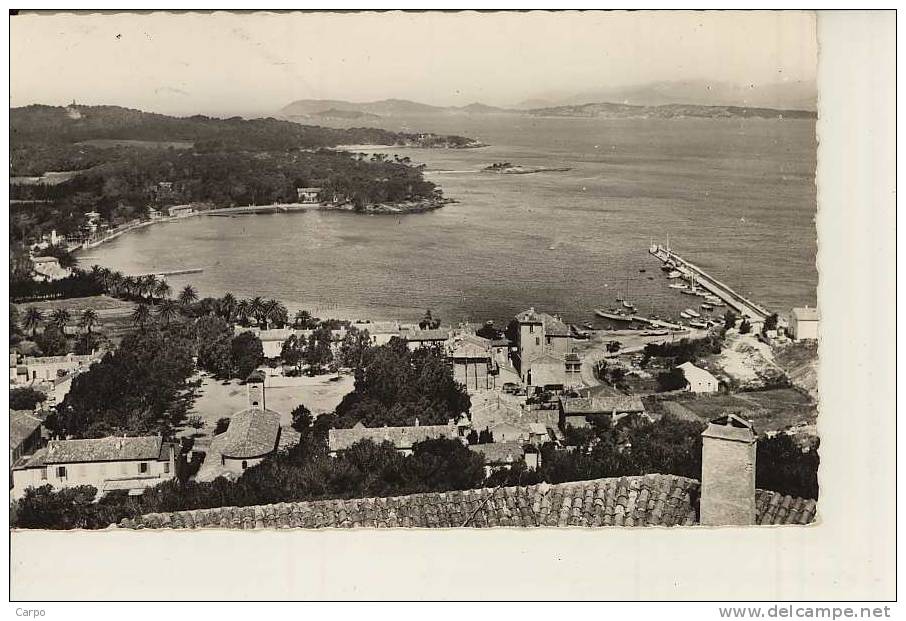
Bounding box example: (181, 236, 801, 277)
(668, 283, 688, 290)
(667, 270, 683, 279)
(684, 308, 701, 318)
(622, 300, 635, 309)
(700, 303, 714, 310)
(689, 320, 708, 329)
(679, 311, 692, 319)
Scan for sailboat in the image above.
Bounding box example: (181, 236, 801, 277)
(621, 274, 635, 310)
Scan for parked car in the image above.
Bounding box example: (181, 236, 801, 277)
(502, 382, 520, 394)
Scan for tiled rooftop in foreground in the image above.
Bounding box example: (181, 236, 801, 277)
(119, 474, 816, 530)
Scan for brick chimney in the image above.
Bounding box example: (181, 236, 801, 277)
(700, 413, 756, 526)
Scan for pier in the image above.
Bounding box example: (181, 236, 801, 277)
(648, 244, 771, 322)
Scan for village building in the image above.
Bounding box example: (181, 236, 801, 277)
(558, 394, 646, 429)
(470, 396, 558, 443)
(11, 435, 177, 499)
(355, 321, 402, 346)
(167, 205, 195, 218)
(296, 187, 322, 204)
(10, 410, 44, 467)
(514, 307, 572, 372)
(522, 352, 568, 391)
(449, 334, 498, 391)
(147, 207, 162, 220)
(215, 371, 301, 474)
(468, 441, 539, 478)
(15, 351, 102, 384)
(789, 306, 819, 341)
(31, 256, 71, 281)
(328, 420, 460, 456)
(403, 328, 452, 350)
(677, 361, 720, 394)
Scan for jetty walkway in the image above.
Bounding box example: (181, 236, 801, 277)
(648, 244, 771, 322)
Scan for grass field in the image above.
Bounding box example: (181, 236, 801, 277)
(658, 388, 817, 434)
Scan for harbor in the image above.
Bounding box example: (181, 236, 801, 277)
(648, 243, 772, 322)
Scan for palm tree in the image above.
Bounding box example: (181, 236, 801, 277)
(49, 308, 71, 332)
(142, 274, 159, 302)
(131, 304, 153, 331)
(122, 276, 139, 298)
(219, 292, 237, 323)
(156, 299, 179, 326)
(23, 307, 43, 337)
(178, 285, 198, 308)
(248, 296, 265, 326)
(294, 309, 314, 329)
(79, 309, 99, 334)
(266, 300, 288, 328)
(107, 271, 124, 297)
(236, 299, 251, 326)
(153, 280, 172, 302)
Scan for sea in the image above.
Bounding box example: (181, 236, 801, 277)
(79, 114, 817, 328)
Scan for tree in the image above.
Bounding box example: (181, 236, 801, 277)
(657, 367, 688, 392)
(195, 316, 235, 377)
(36, 326, 68, 356)
(622, 415, 706, 480)
(214, 418, 230, 435)
(280, 334, 305, 372)
(49, 307, 71, 332)
(55, 326, 198, 438)
(74, 331, 108, 355)
(466, 429, 479, 445)
(293, 309, 318, 329)
(156, 299, 180, 326)
(338, 326, 372, 369)
(79, 309, 99, 334)
(153, 280, 172, 302)
(756, 434, 819, 499)
(290, 404, 313, 434)
(131, 303, 153, 331)
(178, 285, 198, 308)
(478, 428, 493, 444)
(739, 318, 752, 334)
(263, 299, 288, 329)
(304, 326, 334, 374)
(476, 322, 502, 341)
(763, 313, 779, 332)
(236, 299, 251, 326)
(419, 309, 440, 330)
(23, 306, 43, 337)
(231, 331, 264, 379)
(219, 292, 237, 323)
(723, 309, 738, 331)
(335, 338, 470, 428)
(248, 296, 265, 326)
(606, 340, 621, 353)
(10, 387, 48, 411)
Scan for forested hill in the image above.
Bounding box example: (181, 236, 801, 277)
(10, 105, 470, 246)
(526, 102, 817, 120)
(11, 104, 477, 174)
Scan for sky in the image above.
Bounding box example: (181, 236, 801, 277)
(11, 11, 817, 117)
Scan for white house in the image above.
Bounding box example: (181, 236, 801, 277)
(11, 435, 177, 499)
(789, 306, 819, 341)
(677, 362, 720, 394)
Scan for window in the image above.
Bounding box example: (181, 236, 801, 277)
(529, 325, 535, 334)
(535, 337, 540, 346)
(163, 462, 170, 474)
(138, 462, 148, 474)
(40, 468, 47, 480)
(56, 466, 67, 479)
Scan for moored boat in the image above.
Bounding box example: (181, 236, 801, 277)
(668, 283, 687, 290)
(684, 308, 701, 318)
(595, 309, 634, 322)
(679, 311, 692, 319)
(689, 320, 708, 329)
(667, 270, 683, 279)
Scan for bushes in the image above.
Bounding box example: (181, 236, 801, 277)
(9, 387, 48, 411)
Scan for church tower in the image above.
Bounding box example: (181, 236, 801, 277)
(246, 370, 266, 411)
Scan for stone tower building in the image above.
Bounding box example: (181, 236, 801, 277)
(247, 370, 266, 411)
(700, 413, 757, 526)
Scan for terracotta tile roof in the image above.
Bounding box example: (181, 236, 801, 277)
(10, 410, 43, 449)
(560, 395, 646, 415)
(328, 422, 458, 452)
(20, 436, 164, 466)
(220, 409, 282, 459)
(119, 475, 817, 530)
(405, 329, 451, 342)
(469, 441, 525, 464)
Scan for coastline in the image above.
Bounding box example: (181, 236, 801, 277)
(72, 197, 452, 255)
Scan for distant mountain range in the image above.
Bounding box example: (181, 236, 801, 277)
(278, 95, 816, 121)
(279, 80, 817, 121)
